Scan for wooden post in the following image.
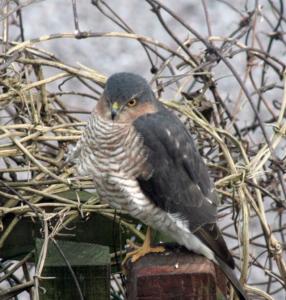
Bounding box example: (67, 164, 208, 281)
(125, 248, 228, 300)
(1, 209, 129, 260)
(35, 239, 110, 300)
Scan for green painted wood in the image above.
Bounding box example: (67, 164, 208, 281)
(0, 217, 41, 259)
(35, 239, 110, 300)
(1, 191, 130, 260)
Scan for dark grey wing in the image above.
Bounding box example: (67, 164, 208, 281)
(134, 106, 235, 269)
(134, 107, 218, 230)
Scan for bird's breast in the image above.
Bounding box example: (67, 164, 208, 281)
(74, 115, 150, 208)
(73, 116, 209, 255)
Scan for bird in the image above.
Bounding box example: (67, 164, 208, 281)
(70, 72, 247, 300)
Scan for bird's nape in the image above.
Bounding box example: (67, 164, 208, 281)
(73, 72, 247, 300)
(104, 72, 156, 106)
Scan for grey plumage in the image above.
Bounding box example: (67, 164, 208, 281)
(104, 72, 156, 105)
(71, 72, 247, 300)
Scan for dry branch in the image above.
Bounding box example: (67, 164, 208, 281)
(0, 1, 286, 299)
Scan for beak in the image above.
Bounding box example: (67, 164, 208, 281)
(111, 102, 120, 120)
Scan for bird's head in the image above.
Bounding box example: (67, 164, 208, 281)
(99, 72, 158, 122)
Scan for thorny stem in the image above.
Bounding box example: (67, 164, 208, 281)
(1, 1, 286, 299)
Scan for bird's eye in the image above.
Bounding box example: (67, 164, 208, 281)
(127, 99, 137, 107)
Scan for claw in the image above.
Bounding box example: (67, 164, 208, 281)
(122, 227, 165, 268)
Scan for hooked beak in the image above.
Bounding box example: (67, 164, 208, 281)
(111, 102, 120, 120)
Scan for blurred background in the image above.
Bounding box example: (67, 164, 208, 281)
(0, 0, 286, 299)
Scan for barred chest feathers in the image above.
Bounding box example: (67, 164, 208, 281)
(74, 113, 152, 212)
(72, 111, 216, 263)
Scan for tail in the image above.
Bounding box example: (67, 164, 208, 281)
(195, 224, 248, 299)
(215, 256, 248, 300)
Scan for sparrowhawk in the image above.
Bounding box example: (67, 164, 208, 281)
(70, 72, 247, 300)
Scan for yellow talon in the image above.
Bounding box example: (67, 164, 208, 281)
(122, 227, 165, 267)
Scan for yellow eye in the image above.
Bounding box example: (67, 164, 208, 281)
(127, 99, 137, 107)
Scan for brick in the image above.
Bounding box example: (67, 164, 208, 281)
(126, 248, 228, 300)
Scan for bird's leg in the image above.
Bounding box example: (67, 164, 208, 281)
(122, 227, 165, 266)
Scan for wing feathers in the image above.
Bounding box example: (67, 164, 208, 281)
(134, 106, 246, 300)
(134, 107, 217, 230)
(195, 223, 235, 269)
